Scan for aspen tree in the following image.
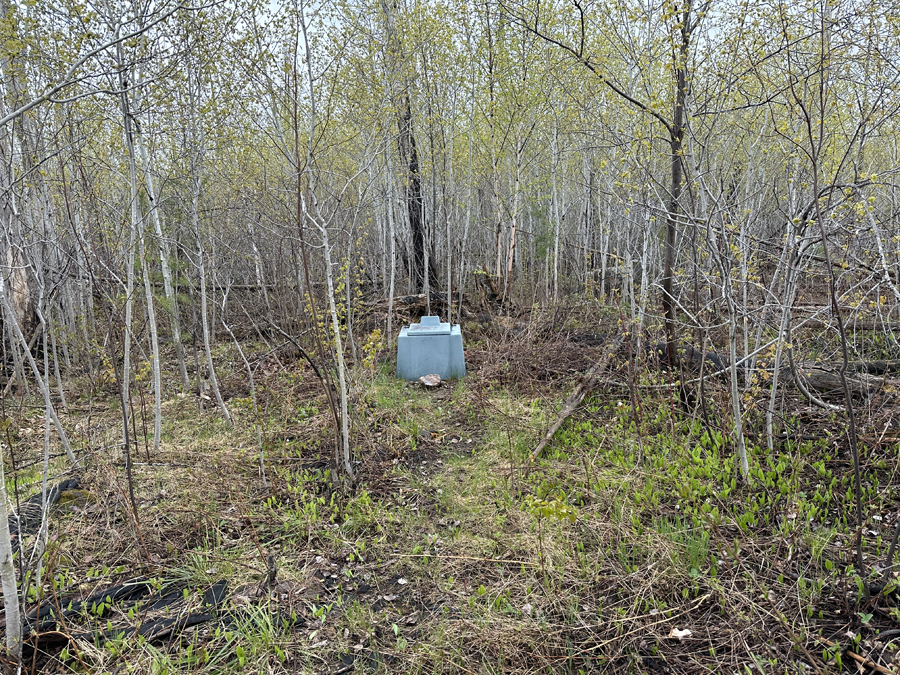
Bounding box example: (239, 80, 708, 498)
(509, 0, 705, 379)
(0, 276, 22, 660)
(186, 71, 232, 427)
(295, 0, 354, 480)
(380, 0, 434, 294)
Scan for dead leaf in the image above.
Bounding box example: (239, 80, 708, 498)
(419, 374, 441, 387)
(667, 628, 692, 640)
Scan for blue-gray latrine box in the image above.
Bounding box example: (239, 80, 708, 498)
(397, 316, 466, 381)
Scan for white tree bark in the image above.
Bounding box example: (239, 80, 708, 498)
(551, 120, 561, 303)
(190, 147, 231, 427)
(0, 443, 20, 658)
(299, 3, 353, 480)
(109, 8, 139, 458)
(182, 23, 231, 427)
(386, 149, 397, 347)
(699, 183, 749, 481)
(636, 215, 651, 355)
(137, 137, 191, 390)
(504, 126, 523, 303)
(0, 274, 76, 462)
(866, 207, 900, 304)
(138, 225, 162, 451)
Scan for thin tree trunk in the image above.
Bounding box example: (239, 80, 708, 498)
(48, 306, 67, 409)
(138, 138, 190, 390)
(551, 121, 561, 303)
(380, 0, 431, 294)
(867, 208, 900, 303)
(699, 181, 749, 481)
(485, 12, 502, 285)
(30, 319, 52, 592)
(111, 19, 139, 458)
(445, 93, 455, 324)
(767, 260, 801, 452)
(346, 215, 358, 364)
(636, 215, 651, 355)
(661, 0, 694, 381)
(318, 222, 353, 478)
(0, 277, 76, 463)
(504, 127, 523, 303)
(386, 149, 397, 347)
(191, 162, 231, 427)
(458, 75, 475, 320)
(185, 59, 230, 426)
(296, 4, 351, 481)
(0, 442, 20, 658)
(138, 225, 162, 451)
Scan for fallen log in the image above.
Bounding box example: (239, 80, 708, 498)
(790, 364, 884, 398)
(531, 333, 626, 461)
(792, 319, 900, 331)
(531, 340, 891, 458)
(848, 360, 900, 376)
(647, 342, 733, 377)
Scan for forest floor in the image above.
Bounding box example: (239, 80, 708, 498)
(4, 307, 900, 674)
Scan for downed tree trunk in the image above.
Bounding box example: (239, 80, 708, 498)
(532, 340, 891, 461)
(790, 363, 884, 399)
(531, 333, 626, 461)
(848, 361, 900, 376)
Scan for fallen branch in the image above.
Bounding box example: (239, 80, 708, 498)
(813, 636, 892, 675)
(794, 365, 883, 398)
(788, 347, 844, 411)
(849, 360, 900, 375)
(531, 333, 625, 461)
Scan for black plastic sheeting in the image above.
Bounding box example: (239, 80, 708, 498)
(14, 576, 305, 661)
(3, 481, 306, 664)
(11, 478, 81, 549)
(23, 577, 229, 647)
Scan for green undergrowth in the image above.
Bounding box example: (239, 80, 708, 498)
(5, 345, 900, 673)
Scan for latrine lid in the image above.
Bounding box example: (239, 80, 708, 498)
(407, 315, 451, 336)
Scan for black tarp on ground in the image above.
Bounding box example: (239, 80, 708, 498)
(8, 575, 305, 667)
